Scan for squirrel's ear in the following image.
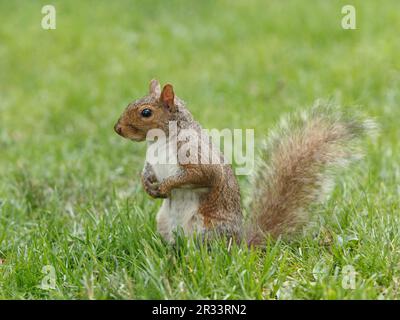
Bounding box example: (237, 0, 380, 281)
(160, 84, 176, 112)
(149, 79, 161, 96)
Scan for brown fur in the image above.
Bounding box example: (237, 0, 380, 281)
(115, 80, 374, 246)
(115, 80, 242, 240)
(245, 106, 374, 245)
(114, 80, 174, 141)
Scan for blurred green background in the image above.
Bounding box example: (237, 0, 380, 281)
(0, 0, 400, 299)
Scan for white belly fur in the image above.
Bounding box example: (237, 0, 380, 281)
(145, 139, 207, 241)
(156, 189, 206, 242)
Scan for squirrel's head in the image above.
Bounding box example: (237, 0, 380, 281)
(114, 79, 177, 141)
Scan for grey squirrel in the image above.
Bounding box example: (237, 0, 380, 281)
(114, 79, 374, 245)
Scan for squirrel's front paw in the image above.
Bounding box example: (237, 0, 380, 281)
(157, 182, 171, 198)
(142, 174, 161, 198)
(145, 181, 168, 199)
(148, 182, 168, 198)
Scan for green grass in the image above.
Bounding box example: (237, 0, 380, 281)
(1, 0, 400, 299)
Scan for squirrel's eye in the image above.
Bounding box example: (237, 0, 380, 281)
(141, 108, 152, 118)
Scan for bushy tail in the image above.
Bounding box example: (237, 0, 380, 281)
(245, 102, 376, 246)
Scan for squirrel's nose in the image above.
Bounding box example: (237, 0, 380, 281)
(114, 123, 123, 135)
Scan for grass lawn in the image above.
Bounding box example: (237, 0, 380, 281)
(1, 0, 400, 299)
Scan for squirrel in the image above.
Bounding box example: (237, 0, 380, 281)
(114, 79, 374, 246)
